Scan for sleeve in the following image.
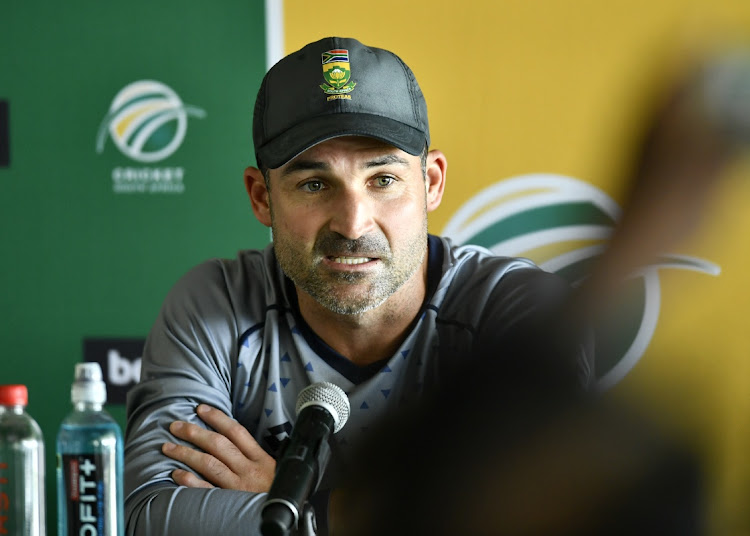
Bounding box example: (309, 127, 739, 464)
(124, 259, 269, 535)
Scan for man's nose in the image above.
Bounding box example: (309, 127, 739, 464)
(328, 189, 376, 240)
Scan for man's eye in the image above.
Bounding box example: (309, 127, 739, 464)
(301, 180, 324, 192)
(374, 176, 394, 187)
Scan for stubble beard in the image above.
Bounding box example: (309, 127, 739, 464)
(272, 214, 429, 316)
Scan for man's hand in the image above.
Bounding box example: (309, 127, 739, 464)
(162, 404, 276, 492)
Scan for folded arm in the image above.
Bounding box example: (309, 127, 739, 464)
(124, 261, 274, 535)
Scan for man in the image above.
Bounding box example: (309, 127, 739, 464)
(125, 36, 591, 535)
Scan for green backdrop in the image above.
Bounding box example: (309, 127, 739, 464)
(1, 1, 270, 532)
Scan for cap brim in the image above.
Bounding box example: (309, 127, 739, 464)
(256, 113, 427, 169)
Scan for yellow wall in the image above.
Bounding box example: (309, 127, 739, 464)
(285, 1, 750, 532)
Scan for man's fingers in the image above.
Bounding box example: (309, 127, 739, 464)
(169, 419, 238, 456)
(162, 440, 238, 488)
(193, 405, 276, 487)
(164, 407, 277, 492)
(194, 404, 269, 462)
(171, 468, 215, 489)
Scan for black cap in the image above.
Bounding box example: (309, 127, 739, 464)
(253, 36, 430, 169)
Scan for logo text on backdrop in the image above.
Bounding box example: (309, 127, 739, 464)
(83, 338, 145, 404)
(95, 80, 205, 195)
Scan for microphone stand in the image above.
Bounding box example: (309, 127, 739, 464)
(260, 406, 334, 536)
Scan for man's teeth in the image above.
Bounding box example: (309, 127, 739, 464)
(333, 256, 371, 265)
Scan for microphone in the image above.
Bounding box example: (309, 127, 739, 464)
(260, 382, 351, 536)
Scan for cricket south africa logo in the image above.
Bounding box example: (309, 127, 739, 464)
(320, 49, 356, 99)
(95, 80, 205, 194)
(96, 80, 205, 163)
(442, 174, 720, 391)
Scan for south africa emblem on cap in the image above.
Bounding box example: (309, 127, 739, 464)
(320, 49, 356, 98)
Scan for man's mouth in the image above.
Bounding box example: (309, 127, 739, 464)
(330, 256, 374, 265)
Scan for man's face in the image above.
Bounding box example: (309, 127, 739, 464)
(266, 136, 430, 315)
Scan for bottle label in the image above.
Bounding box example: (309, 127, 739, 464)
(62, 453, 109, 535)
(0, 461, 12, 535)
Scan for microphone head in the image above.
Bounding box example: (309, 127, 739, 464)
(295, 382, 351, 433)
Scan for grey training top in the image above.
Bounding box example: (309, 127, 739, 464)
(125, 235, 591, 535)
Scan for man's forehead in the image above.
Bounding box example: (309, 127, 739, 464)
(278, 135, 415, 170)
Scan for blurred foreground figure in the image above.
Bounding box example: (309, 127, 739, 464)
(580, 46, 750, 315)
(336, 381, 704, 535)
(332, 47, 750, 536)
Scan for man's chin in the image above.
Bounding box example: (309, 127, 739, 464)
(327, 271, 371, 284)
(315, 291, 385, 316)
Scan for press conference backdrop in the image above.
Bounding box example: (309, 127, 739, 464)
(3, 0, 750, 534)
(284, 0, 750, 533)
(1, 1, 269, 532)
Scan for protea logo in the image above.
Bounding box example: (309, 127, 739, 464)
(96, 80, 205, 163)
(442, 174, 720, 391)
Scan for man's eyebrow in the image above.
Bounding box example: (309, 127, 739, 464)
(280, 159, 330, 177)
(364, 154, 411, 168)
(281, 154, 411, 176)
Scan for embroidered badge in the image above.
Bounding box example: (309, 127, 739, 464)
(320, 49, 356, 100)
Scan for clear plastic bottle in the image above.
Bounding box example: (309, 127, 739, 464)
(0, 384, 46, 536)
(56, 363, 124, 536)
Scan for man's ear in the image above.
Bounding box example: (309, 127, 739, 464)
(425, 149, 447, 212)
(244, 166, 272, 227)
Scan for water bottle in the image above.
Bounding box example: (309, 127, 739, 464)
(57, 363, 124, 536)
(0, 384, 46, 536)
